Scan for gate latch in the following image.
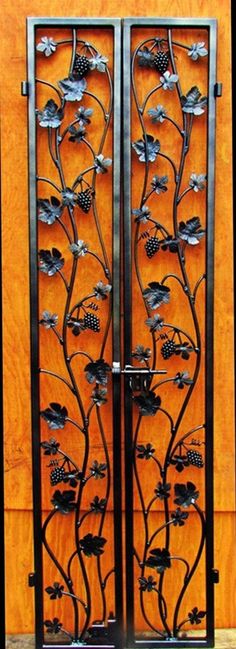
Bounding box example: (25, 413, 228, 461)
(212, 569, 219, 583)
(112, 362, 167, 391)
(28, 572, 36, 587)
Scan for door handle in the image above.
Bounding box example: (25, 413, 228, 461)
(112, 362, 167, 391)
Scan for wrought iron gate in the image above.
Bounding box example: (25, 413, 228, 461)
(27, 16, 218, 649)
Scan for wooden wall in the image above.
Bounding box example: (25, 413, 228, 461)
(1, 0, 235, 635)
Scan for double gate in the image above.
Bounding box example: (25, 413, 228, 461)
(27, 16, 218, 649)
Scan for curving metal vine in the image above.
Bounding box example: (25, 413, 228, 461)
(36, 28, 115, 644)
(129, 28, 208, 641)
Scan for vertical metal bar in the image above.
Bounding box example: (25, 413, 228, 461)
(205, 19, 217, 648)
(112, 19, 123, 648)
(123, 19, 134, 648)
(27, 17, 44, 649)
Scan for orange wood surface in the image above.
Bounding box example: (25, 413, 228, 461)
(1, 0, 235, 635)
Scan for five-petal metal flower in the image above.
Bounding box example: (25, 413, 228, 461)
(161, 235, 179, 253)
(58, 76, 87, 101)
(151, 175, 168, 194)
(51, 489, 77, 514)
(45, 582, 64, 600)
(69, 240, 88, 257)
(44, 618, 63, 634)
(171, 508, 189, 526)
(189, 173, 206, 192)
(75, 105, 93, 125)
(79, 533, 107, 556)
(137, 46, 155, 67)
(174, 343, 194, 360)
(148, 104, 167, 123)
(178, 217, 205, 245)
(90, 496, 107, 513)
(66, 316, 86, 336)
(170, 454, 190, 472)
(188, 42, 208, 61)
(38, 248, 64, 276)
(36, 36, 57, 57)
(89, 54, 108, 72)
(145, 314, 164, 332)
(181, 86, 207, 115)
(133, 390, 161, 416)
(40, 438, 60, 455)
(145, 548, 171, 573)
(143, 282, 170, 309)
(154, 481, 171, 499)
(94, 154, 112, 174)
(132, 345, 152, 363)
(61, 187, 79, 207)
(37, 196, 63, 224)
(136, 443, 155, 460)
(84, 359, 111, 384)
(94, 281, 112, 300)
(90, 460, 107, 479)
(39, 310, 58, 329)
(188, 607, 206, 624)
(160, 71, 178, 90)
(40, 402, 68, 430)
(173, 371, 193, 389)
(132, 134, 160, 162)
(139, 576, 157, 591)
(68, 124, 86, 143)
(174, 481, 199, 507)
(132, 206, 151, 223)
(91, 388, 108, 406)
(36, 99, 63, 128)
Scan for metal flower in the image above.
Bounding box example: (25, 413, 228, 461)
(68, 124, 86, 143)
(132, 134, 160, 162)
(91, 388, 108, 406)
(38, 248, 64, 276)
(178, 217, 205, 245)
(160, 71, 178, 90)
(66, 316, 86, 336)
(94, 154, 112, 174)
(148, 104, 167, 123)
(181, 86, 207, 115)
(173, 372, 193, 389)
(188, 607, 206, 624)
(90, 496, 107, 513)
(62, 470, 82, 488)
(145, 314, 164, 332)
(69, 240, 88, 257)
(170, 454, 190, 472)
(79, 533, 107, 556)
(136, 443, 155, 459)
(44, 618, 63, 634)
(161, 235, 179, 253)
(132, 206, 151, 223)
(51, 489, 77, 514)
(39, 310, 58, 329)
(36, 36, 57, 57)
(58, 77, 87, 101)
(188, 42, 208, 61)
(154, 482, 171, 499)
(151, 175, 168, 194)
(171, 508, 189, 526)
(174, 481, 199, 507)
(36, 99, 63, 128)
(139, 576, 157, 591)
(93, 281, 112, 300)
(189, 173, 206, 192)
(145, 548, 171, 573)
(84, 359, 111, 385)
(40, 403, 68, 430)
(89, 53, 108, 72)
(40, 438, 60, 455)
(61, 187, 79, 206)
(133, 391, 161, 416)
(90, 460, 107, 479)
(45, 582, 64, 600)
(174, 343, 194, 360)
(75, 106, 93, 125)
(137, 46, 155, 67)
(37, 196, 62, 224)
(143, 282, 170, 310)
(132, 345, 151, 363)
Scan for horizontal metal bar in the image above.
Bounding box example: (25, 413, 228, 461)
(123, 17, 217, 28)
(112, 362, 167, 375)
(27, 17, 121, 27)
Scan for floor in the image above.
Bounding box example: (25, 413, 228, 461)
(5, 630, 236, 648)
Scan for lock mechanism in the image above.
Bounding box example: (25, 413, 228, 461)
(112, 362, 167, 392)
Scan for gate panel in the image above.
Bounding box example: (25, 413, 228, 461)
(28, 18, 122, 649)
(123, 18, 216, 648)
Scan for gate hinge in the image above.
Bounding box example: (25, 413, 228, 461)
(214, 82, 223, 98)
(21, 81, 29, 96)
(212, 568, 219, 583)
(28, 572, 36, 587)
